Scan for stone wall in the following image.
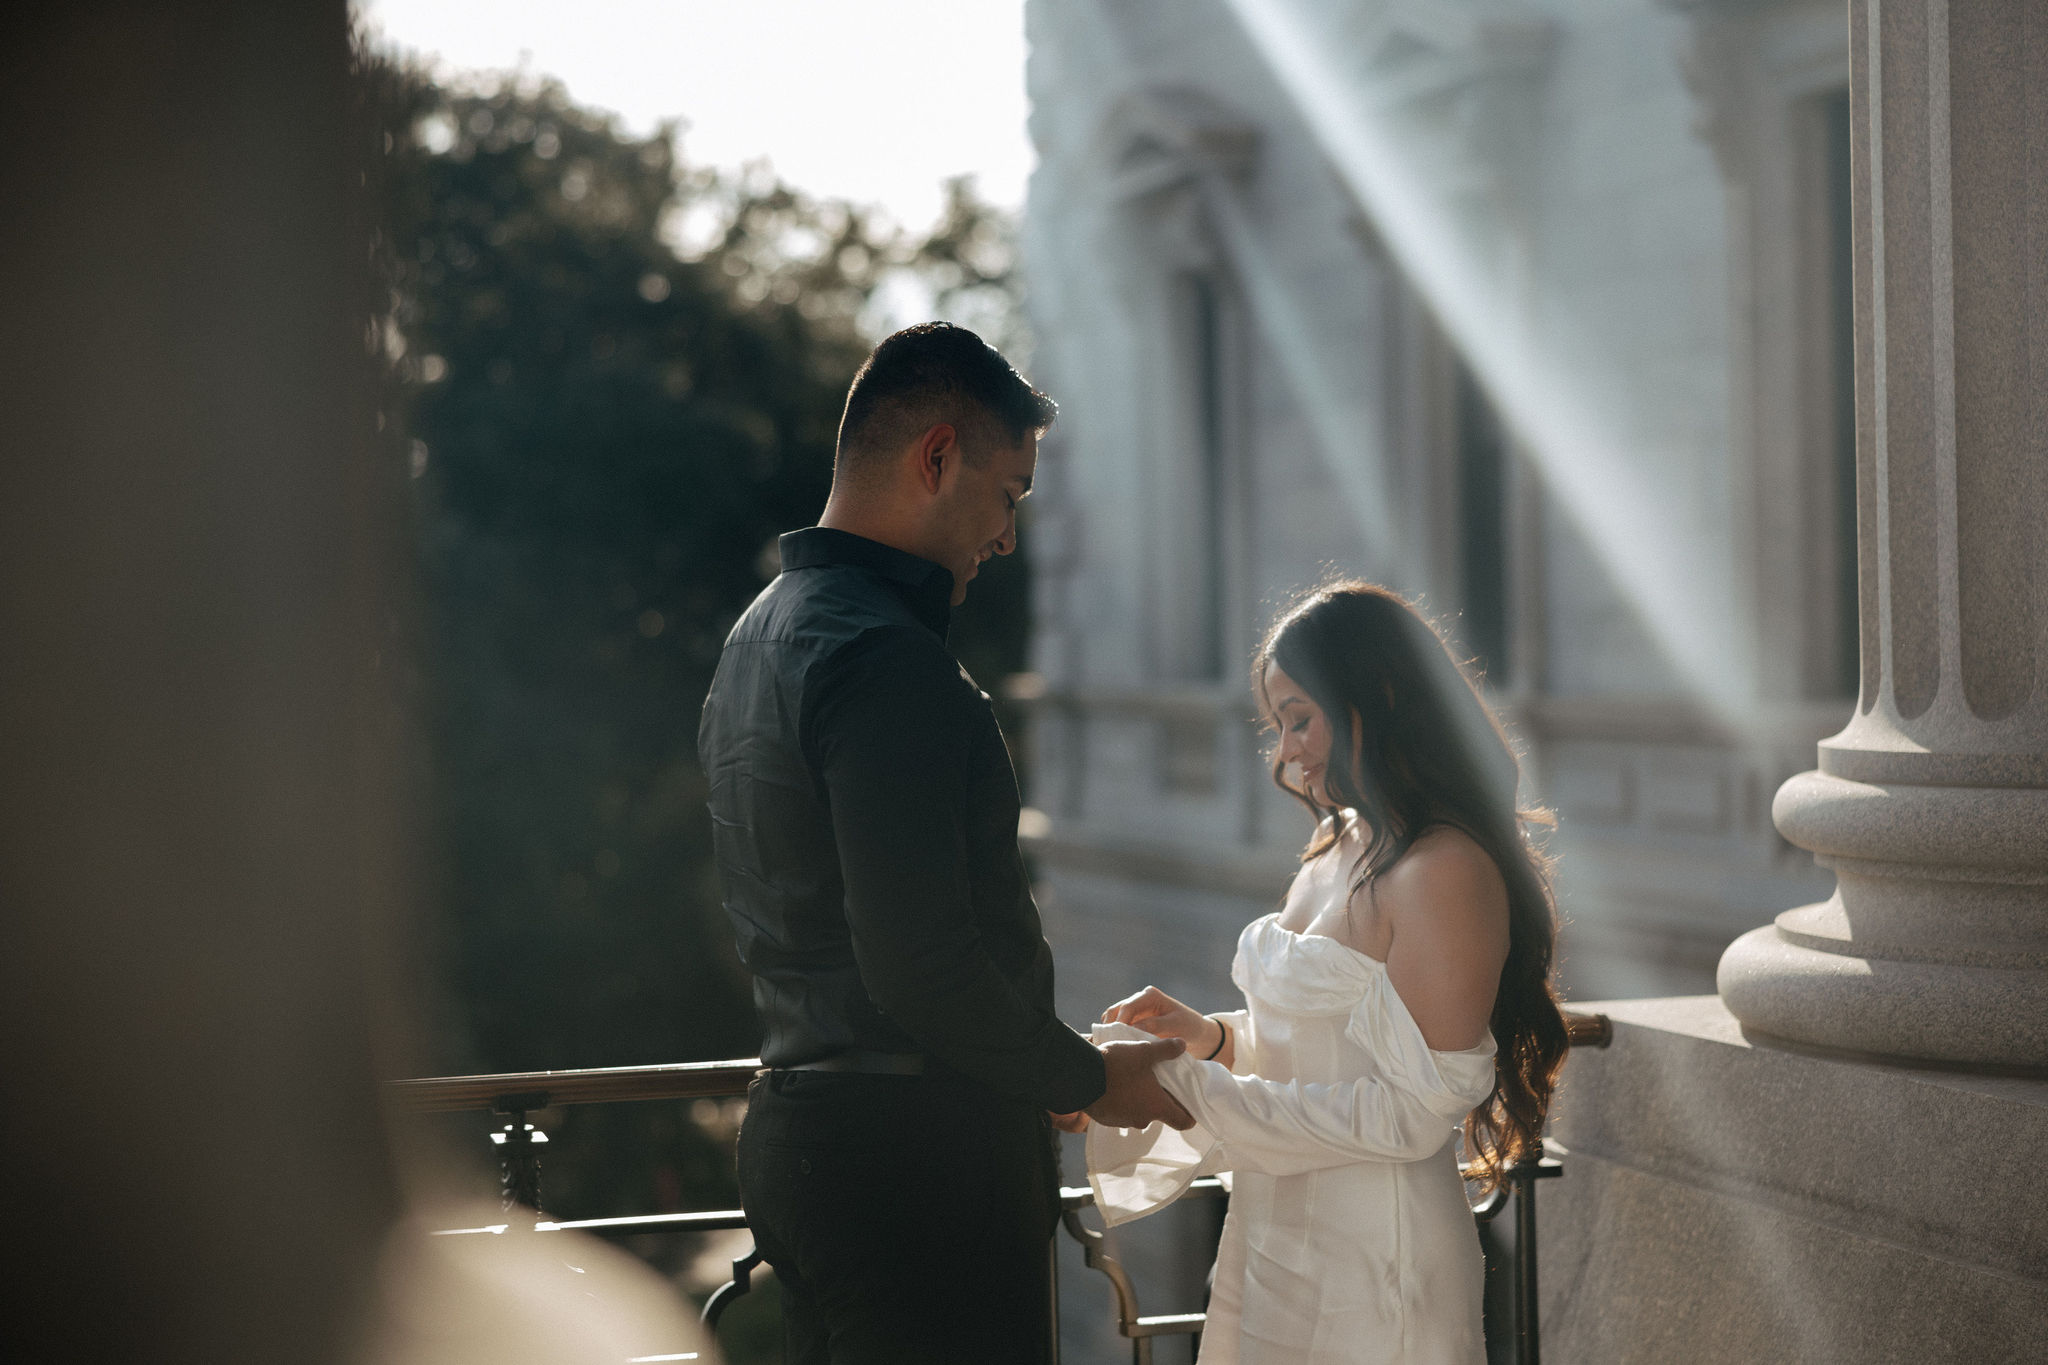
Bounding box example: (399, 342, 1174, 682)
(1022, 0, 1843, 1018)
(1544, 998, 2048, 1362)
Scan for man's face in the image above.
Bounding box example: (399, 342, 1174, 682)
(932, 431, 1036, 606)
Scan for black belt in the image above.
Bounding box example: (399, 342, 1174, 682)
(779, 1049, 927, 1076)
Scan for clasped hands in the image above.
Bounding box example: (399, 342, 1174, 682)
(1050, 985, 1218, 1134)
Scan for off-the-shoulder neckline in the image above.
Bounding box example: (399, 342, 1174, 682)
(1246, 913, 1495, 1059)
(1253, 910, 1388, 968)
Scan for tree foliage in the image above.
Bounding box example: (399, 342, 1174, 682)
(359, 52, 1033, 1231)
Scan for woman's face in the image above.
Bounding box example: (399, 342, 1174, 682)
(1265, 664, 1335, 803)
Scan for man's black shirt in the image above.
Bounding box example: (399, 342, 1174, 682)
(697, 527, 1106, 1115)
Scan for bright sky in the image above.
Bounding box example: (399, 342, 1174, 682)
(357, 0, 1035, 231)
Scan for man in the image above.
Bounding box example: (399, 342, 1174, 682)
(698, 323, 1190, 1363)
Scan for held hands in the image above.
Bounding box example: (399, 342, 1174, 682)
(1050, 990, 1212, 1133)
(1083, 1035, 1195, 1131)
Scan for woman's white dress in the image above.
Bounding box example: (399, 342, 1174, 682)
(1087, 840, 1498, 1364)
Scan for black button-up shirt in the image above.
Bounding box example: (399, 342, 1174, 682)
(697, 527, 1106, 1115)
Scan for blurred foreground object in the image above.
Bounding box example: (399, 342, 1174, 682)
(0, 1, 399, 1359)
(0, 2, 709, 1361)
(368, 1203, 716, 1365)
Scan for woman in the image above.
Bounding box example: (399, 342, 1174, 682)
(1086, 581, 1569, 1364)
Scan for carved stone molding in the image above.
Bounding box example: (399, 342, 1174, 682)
(1097, 85, 1260, 205)
(1318, 0, 1557, 212)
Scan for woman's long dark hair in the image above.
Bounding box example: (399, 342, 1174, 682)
(1254, 580, 1567, 1194)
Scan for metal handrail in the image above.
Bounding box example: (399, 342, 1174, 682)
(1058, 1175, 1230, 1363)
(1564, 1011, 1612, 1049)
(390, 1009, 1608, 1117)
(1056, 1150, 1565, 1365)
(392, 1010, 1611, 1362)
(387, 1057, 763, 1113)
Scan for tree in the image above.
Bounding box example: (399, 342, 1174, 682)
(359, 51, 1034, 1240)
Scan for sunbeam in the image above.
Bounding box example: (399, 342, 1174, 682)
(1218, 0, 1747, 721)
(1195, 180, 1411, 578)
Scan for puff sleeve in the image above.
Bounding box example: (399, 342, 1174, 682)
(1153, 979, 1495, 1178)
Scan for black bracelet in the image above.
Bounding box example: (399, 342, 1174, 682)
(1201, 1015, 1228, 1061)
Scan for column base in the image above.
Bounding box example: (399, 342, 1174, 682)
(1718, 916, 2048, 1069)
(1543, 997, 2048, 1364)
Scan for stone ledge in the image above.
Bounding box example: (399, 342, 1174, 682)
(1551, 996, 2048, 1278)
(1541, 995, 2048, 1362)
(1541, 1154, 2048, 1364)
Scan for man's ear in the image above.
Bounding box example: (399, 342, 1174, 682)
(911, 422, 957, 495)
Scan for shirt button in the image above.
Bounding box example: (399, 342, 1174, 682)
(799, 1158, 812, 1174)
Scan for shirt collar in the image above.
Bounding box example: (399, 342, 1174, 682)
(778, 526, 954, 638)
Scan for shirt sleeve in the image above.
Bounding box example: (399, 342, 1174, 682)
(808, 626, 1106, 1114)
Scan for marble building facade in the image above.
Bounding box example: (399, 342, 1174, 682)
(1019, 2, 2047, 1360)
(1018, 0, 1858, 1032)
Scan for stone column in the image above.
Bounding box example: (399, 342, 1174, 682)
(1718, 0, 2048, 1068)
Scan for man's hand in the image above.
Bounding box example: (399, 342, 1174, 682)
(1084, 1036, 1195, 1131)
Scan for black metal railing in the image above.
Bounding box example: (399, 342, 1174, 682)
(389, 1011, 1610, 1364)
(1057, 1175, 1225, 1364)
(1062, 1154, 1566, 1365)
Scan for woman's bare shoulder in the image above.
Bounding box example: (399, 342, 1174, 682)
(1386, 824, 1500, 882)
(1376, 826, 1508, 929)
(1378, 826, 1510, 1049)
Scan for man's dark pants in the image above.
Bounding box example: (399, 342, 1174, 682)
(739, 1068, 1061, 1364)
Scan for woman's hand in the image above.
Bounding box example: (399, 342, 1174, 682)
(1102, 986, 1223, 1058)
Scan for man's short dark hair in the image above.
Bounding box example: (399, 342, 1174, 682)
(834, 322, 1057, 482)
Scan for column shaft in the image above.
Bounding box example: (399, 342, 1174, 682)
(1719, 0, 2048, 1068)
